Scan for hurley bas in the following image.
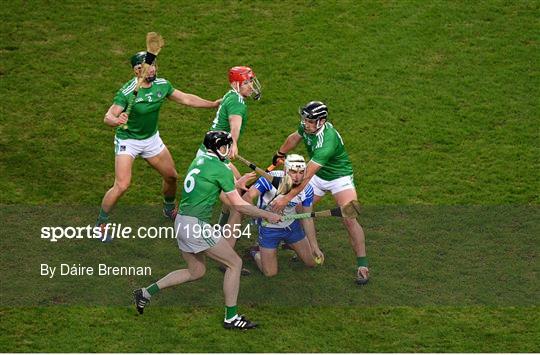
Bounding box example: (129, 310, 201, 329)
(41, 263, 152, 278)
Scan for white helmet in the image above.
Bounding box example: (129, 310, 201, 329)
(284, 154, 306, 173)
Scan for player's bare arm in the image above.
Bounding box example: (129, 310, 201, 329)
(279, 132, 303, 153)
(225, 190, 281, 224)
(242, 185, 261, 204)
(227, 162, 242, 180)
(228, 115, 242, 159)
(298, 205, 324, 261)
(104, 104, 128, 127)
(168, 89, 220, 108)
(271, 161, 321, 212)
(272, 132, 303, 166)
(235, 172, 257, 192)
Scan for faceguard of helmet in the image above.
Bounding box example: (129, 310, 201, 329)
(229, 66, 262, 100)
(130, 51, 157, 83)
(284, 154, 306, 173)
(203, 131, 233, 161)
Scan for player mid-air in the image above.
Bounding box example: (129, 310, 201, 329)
(243, 154, 324, 276)
(96, 51, 220, 241)
(270, 101, 369, 285)
(134, 131, 281, 330)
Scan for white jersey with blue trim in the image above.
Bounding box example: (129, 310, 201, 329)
(253, 170, 314, 229)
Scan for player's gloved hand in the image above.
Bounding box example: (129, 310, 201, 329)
(272, 151, 286, 166)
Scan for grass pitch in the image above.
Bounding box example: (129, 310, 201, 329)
(1, 0, 538, 352)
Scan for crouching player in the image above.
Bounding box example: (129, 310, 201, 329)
(244, 154, 324, 277)
(133, 131, 281, 330)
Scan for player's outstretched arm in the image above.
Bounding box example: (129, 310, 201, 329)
(299, 205, 324, 261)
(227, 162, 242, 180)
(225, 190, 281, 224)
(242, 185, 261, 204)
(279, 132, 303, 154)
(235, 172, 256, 191)
(168, 89, 221, 108)
(270, 161, 321, 212)
(272, 132, 303, 166)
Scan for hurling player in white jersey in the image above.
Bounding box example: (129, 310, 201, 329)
(243, 154, 324, 276)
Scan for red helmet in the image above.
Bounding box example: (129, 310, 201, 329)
(229, 66, 256, 83)
(228, 66, 261, 100)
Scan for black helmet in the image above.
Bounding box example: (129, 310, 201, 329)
(130, 51, 147, 67)
(299, 101, 328, 121)
(203, 131, 233, 161)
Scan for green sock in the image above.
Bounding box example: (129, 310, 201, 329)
(96, 208, 109, 225)
(146, 283, 160, 296)
(218, 211, 230, 228)
(357, 256, 368, 268)
(163, 195, 176, 212)
(225, 305, 238, 321)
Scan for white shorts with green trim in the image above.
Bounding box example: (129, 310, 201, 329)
(175, 214, 222, 254)
(114, 132, 165, 159)
(310, 174, 355, 196)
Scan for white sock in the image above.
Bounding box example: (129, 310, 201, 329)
(224, 314, 239, 323)
(142, 288, 152, 299)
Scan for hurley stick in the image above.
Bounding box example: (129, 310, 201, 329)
(122, 32, 164, 129)
(281, 200, 361, 221)
(236, 154, 293, 194)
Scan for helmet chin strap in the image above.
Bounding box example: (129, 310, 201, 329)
(231, 82, 241, 96)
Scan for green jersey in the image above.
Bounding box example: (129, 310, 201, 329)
(297, 122, 354, 181)
(113, 77, 174, 140)
(179, 152, 236, 223)
(211, 90, 248, 133)
(199, 90, 247, 151)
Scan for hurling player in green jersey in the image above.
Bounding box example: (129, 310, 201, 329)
(133, 131, 281, 330)
(96, 51, 220, 240)
(204, 66, 261, 160)
(199, 66, 262, 265)
(270, 101, 369, 285)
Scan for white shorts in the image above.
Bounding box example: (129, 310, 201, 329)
(310, 175, 355, 196)
(114, 132, 165, 159)
(175, 215, 222, 254)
